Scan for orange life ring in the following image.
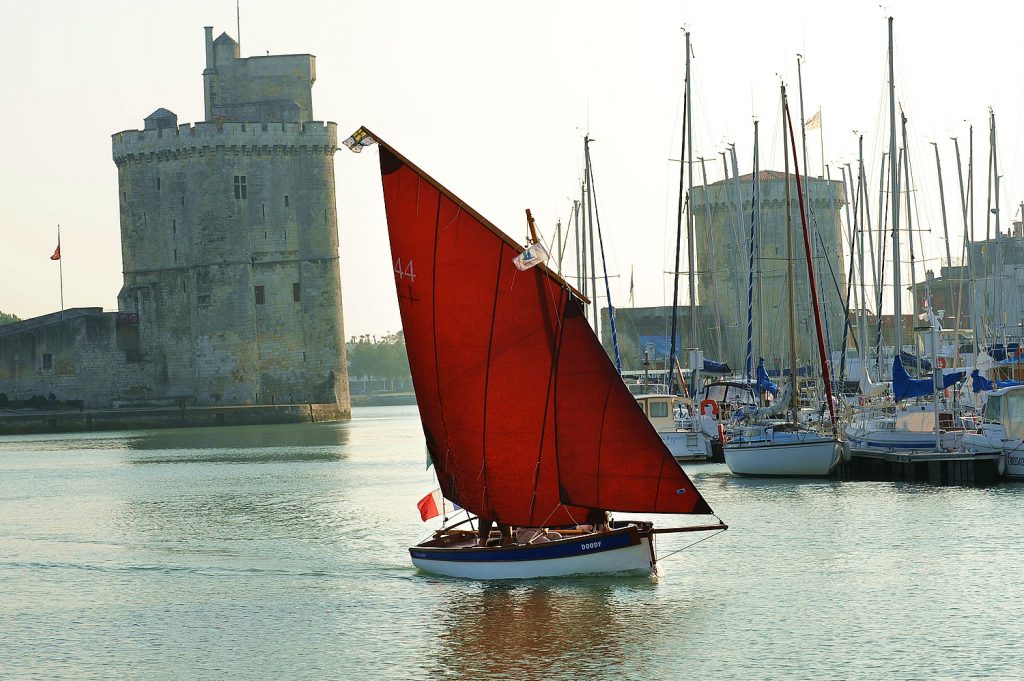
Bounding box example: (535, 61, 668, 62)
(700, 399, 720, 418)
(937, 357, 947, 369)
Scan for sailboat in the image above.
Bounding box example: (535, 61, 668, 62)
(723, 84, 842, 477)
(344, 126, 726, 579)
(844, 17, 969, 457)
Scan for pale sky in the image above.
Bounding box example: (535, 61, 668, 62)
(2, 0, 1022, 339)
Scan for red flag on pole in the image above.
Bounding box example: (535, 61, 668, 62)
(50, 243, 61, 261)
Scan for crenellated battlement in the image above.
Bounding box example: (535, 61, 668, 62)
(112, 120, 337, 164)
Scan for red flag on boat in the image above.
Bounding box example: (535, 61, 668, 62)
(50, 243, 61, 260)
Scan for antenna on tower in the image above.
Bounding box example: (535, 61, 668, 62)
(236, 0, 241, 51)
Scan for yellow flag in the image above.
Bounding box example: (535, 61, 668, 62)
(805, 109, 822, 130)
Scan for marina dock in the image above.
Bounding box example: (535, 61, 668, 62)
(837, 449, 1003, 485)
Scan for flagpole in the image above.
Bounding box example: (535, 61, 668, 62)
(57, 224, 64, 318)
(819, 109, 825, 177)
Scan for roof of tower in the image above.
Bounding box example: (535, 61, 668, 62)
(214, 32, 238, 45)
(145, 107, 177, 119)
(143, 108, 178, 130)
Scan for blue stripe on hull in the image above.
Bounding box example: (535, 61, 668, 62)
(410, 529, 639, 563)
(846, 435, 940, 450)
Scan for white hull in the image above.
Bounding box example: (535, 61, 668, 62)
(658, 430, 710, 461)
(725, 438, 840, 476)
(963, 432, 1024, 478)
(411, 537, 655, 579)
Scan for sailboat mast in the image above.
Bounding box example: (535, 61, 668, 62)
(901, 115, 918, 343)
(783, 83, 799, 425)
(785, 98, 838, 431)
(888, 16, 903, 361)
(668, 33, 690, 393)
(584, 135, 599, 332)
(857, 137, 869, 366)
(685, 30, 699, 393)
(932, 141, 955, 366)
(746, 121, 760, 380)
(754, 136, 764, 376)
(952, 136, 974, 357)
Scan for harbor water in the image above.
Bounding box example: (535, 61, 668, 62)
(2, 405, 1022, 679)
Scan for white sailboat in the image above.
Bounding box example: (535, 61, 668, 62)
(724, 83, 841, 477)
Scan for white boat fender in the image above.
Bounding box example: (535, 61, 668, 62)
(998, 454, 1007, 477)
(841, 440, 853, 463)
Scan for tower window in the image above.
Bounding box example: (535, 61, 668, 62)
(254, 285, 265, 305)
(173, 219, 176, 234)
(284, 194, 289, 207)
(292, 283, 301, 302)
(156, 177, 161, 191)
(234, 175, 247, 200)
(174, 249, 177, 262)
(42, 353, 53, 370)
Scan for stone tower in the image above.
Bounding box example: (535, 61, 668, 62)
(110, 28, 349, 415)
(691, 172, 847, 373)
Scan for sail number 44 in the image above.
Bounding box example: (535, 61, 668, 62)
(394, 258, 416, 282)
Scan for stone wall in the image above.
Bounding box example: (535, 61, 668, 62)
(0, 308, 156, 407)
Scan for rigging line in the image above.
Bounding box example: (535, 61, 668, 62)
(476, 240, 506, 519)
(655, 526, 727, 563)
(587, 144, 622, 373)
(527, 285, 567, 525)
(429, 190, 458, 501)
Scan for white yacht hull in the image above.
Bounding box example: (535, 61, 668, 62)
(962, 432, 1024, 478)
(725, 438, 840, 476)
(658, 430, 710, 461)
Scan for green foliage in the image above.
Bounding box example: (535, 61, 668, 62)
(0, 310, 20, 326)
(346, 331, 411, 382)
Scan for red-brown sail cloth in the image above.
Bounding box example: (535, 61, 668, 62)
(376, 140, 712, 527)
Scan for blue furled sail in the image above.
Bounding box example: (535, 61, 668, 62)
(892, 356, 964, 401)
(756, 358, 778, 396)
(703, 358, 731, 374)
(972, 369, 993, 393)
(970, 369, 1022, 393)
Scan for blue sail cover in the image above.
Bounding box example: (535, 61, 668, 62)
(703, 358, 731, 374)
(972, 369, 993, 393)
(970, 369, 1022, 393)
(756, 358, 779, 396)
(893, 356, 965, 400)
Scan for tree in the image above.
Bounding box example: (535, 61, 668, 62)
(346, 331, 412, 391)
(0, 310, 20, 326)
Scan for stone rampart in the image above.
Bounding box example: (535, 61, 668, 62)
(112, 121, 337, 164)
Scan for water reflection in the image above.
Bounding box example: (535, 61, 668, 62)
(428, 580, 660, 680)
(125, 422, 350, 452)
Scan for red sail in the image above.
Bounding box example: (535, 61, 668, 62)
(374, 133, 712, 527)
